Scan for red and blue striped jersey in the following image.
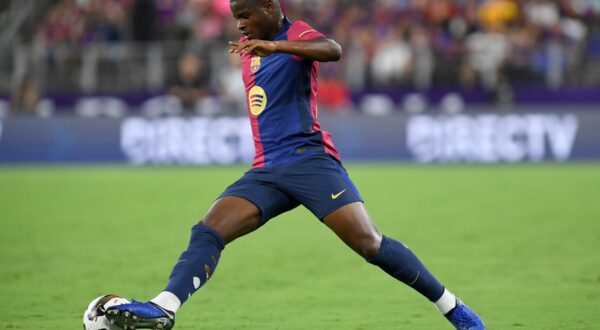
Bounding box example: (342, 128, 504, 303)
(240, 17, 340, 168)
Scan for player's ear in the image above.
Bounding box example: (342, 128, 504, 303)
(262, 0, 274, 13)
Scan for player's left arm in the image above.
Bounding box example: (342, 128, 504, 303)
(228, 37, 342, 62)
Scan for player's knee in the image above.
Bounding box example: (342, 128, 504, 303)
(198, 211, 261, 244)
(198, 214, 214, 226)
(356, 234, 382, 260)
(197, 218, 210, 227)
(198, 206, 230, 227)
(197, 214, 227, 232)
(199, 213, 259, 229)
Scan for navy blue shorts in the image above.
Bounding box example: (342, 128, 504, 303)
(219, 154, 363, 224)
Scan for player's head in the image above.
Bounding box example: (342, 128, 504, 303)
(230, 0, 283, 40)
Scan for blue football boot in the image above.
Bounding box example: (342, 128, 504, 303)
(446, 299, 485, 330)
(106, 300, 175, 330)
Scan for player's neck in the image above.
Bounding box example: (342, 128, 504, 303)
(266, 15, 286, 40)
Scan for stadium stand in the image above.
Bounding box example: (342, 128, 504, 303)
(0, 0, 599, 115)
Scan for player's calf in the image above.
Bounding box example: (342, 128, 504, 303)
(368, 236, 445, 301)
(106, 225, 225, 329)
(368, 236, 485, 328)
(163, 224, 224, 306)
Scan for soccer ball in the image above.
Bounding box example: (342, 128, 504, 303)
(83, 294, 130, 330)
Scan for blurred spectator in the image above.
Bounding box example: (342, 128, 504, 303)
(370, 27, 413, 86)
(410, 24, 434, 89)
(191, 0, 227, 41)
(172, 0, 200, 39)
(155, 0, 186, 28)
(318, 77, 352, 112)
(36, 0, 129, 46)
(524, 0, 560, 29)
(86, 0, 128, 43)
(462, 24, 511, 90)
(168, 51, 210, 112)
(217, 53, 246, 114)
(36, 0, 85, 45)
(477, 0, 519, 30)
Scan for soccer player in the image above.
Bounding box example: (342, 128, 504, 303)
(106, 1, 485, 329)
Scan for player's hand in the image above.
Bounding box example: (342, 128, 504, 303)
(228, 40, 277, 57)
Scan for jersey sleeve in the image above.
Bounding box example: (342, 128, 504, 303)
(287, 20, 326, 41)
(237, 35, 249, 59)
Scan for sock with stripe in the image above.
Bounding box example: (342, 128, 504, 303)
(153, 224, 224, 313)
(368, 236, 445, 302)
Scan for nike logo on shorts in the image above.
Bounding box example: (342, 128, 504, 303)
(331, 189, 346, 200)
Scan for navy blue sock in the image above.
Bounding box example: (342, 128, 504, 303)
(165, 225, 225, 305)
(368, 236, 444, 302)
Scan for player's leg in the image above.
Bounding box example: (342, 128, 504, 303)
(278, 156, 445, 300)
(279, 155, 484, 329)
(107, 169, 299, 329)
(152, 176, 298, 310)
(157, 196, 262, 311)
(323, 202, 446, 301)
(323, 202, 485, 329)
(105, 197, 261, 330)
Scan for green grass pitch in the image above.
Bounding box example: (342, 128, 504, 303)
(1, 164, 599, 329)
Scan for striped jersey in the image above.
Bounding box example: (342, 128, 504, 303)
(239, 17, 340, 168)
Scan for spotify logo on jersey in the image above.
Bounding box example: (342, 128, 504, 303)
(248, 85, 267, 116)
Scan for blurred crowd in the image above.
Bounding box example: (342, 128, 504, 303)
(35, 0, 234, 45)
(17, 0, 600, 113)
(289, 0, 598, 89)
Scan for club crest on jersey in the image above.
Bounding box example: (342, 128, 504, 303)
(248, 85, 267, 116)
(250, 56, 261, 74)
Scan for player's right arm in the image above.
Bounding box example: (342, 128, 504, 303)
(228, 37, 341, 62)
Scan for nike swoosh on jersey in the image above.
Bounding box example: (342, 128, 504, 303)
(331, 189, 347, 200)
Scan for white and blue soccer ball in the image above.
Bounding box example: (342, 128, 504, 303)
(83, 294, 130, 330)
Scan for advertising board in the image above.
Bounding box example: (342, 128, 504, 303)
(0, 109, 598, 164)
